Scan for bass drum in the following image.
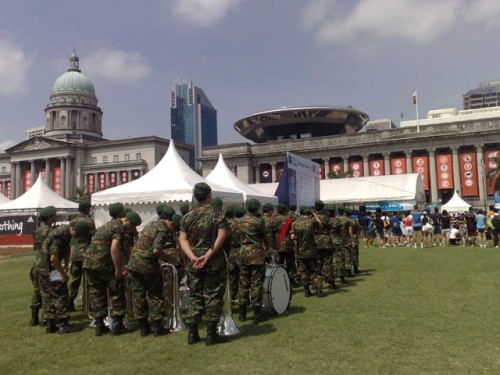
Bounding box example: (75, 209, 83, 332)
(262, 265, 291, 315)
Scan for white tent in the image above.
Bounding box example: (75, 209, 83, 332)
(0, 192, 10, 204)
(441, 191, 471, 213)
(0, 173, 78, 212)
(91, 141, 244, 227)
(206, 154, 278, 205)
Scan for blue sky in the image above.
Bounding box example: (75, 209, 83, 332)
(2, 0, 500, 151)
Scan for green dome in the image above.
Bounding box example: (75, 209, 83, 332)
(52, 71, 95, 95)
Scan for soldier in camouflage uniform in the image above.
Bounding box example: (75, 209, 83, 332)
(36, 221, 75, 334)
(291, 208, 325, 297)
(30, 206, 57, 326)
(314, 200, 335, 290)
(237, 199, 268, 324)
(261, 203, 278, 263)
(274, 203, 297, 287)
(83, 203, 141, 336)
(223, 206, 239, 302)
(327, 205, 348, 286)
(340, 208, 355, 277)
(68, 198, 95, 311)
(127, 204, 175, 337)
(350, 213, 361, 274)
(179, 203, 190, 217)
(179, 183, 228, 346)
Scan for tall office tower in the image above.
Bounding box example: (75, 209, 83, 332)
(170, 81, 218, 169)
(463, 80, 500, 110)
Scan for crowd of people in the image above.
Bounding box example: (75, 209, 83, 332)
(28, 182, 363, 345)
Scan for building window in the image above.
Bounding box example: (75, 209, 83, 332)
(136, 153, 141, 161)
(113, 155, 119, 163)
(125, 154, 130, 162)
(91, 157, 96, 164)
(103, 156, 108, 163)
(1, 166, 6, 173)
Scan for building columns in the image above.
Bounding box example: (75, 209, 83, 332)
(476, 145, 486, 208)
(60, 157, 66, 197)
(452, 147, 461, 193)
(384, 154, 390, 176)
(15, 162, 22, 198)
(363, 155, 369, 177)
(271, 162, 277, 182)
(406, 152, 413, 174)
(45, 159, 51, 188)
(429, 150, 438, 203)
(343, 157, 349, 175)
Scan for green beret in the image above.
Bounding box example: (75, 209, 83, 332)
(210, 197, 223, 208)
(123, 207, 132, 214)
(246, 199, 261, 211)
(263, 203, 274, 211)
(225, 205, 235, 215)
(289, 204, 297, 211)
(179, 203, 190, 215)
(326, 204, 336, 212)
(109, 202, 124, 218)
(39, 206, 57, 220)
(194, 182, 212, 193)
(126, 210, 142, 226)
(314, 200, 324, 210)
(74, 220, 92, 238)
(156, 204, 175, 216)
(235, 206, 247, 217)
(299, 205, 308, 214)
(277, 203, 287, 210)
(172, 214, 182, 230)
(79, 198, 92, 211)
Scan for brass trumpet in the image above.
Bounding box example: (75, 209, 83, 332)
(161, 262, 185, 332)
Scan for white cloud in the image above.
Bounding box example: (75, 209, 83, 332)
(0, 139, 17, 153)
(0, 38, 30, 96)
(84, 48, 152, 83)
(302, 0, 500, 45)
(169, 0, 241, 27)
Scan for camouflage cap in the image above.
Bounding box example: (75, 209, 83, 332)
(79, 198, 92, 211)
(246, 198, 261, 211)
(156, 203, 175, 216)
(210, 197, 223, 208)
(126, 210, 142, 226)
(194, 182, 212, 193)
(109, 202, 124, 217)
(39, 206, 57, 220)
(179, 203, 190, 215)
(74, 220, 92, 238)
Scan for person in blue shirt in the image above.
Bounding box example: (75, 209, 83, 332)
(390, 212, 402, 246)
(411, 205, 424, 248)
(476, 209, 487, 248)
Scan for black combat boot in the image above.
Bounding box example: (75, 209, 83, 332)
(253, 306, 263, 325)
(340, 276, 352, 285)
(57, 318, 73, 334)
(46, 319, 58, 334)
(30, 307, 40, 326)
(238, 305, 247, 322)
(328, 280, 337, 291)
(95, 317, 108, 337)
(187, 323, 201, 345)
(346, 269, 353, 278)
(152, 319, 168, 337)
(205, 321, 227, 346)
(316, 287, 326, 298)
(304, 285, 312, 297)
(67, 300, 76, 312)
(138, 318, 151, 337)
(354, 265, 361, 274)
(111, 316, 133, 336)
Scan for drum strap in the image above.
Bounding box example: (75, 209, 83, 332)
(277, 217, 293, 247)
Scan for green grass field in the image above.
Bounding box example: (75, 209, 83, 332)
(1, 245, 500, 375)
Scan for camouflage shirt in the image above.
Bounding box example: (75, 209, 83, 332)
(262, 214, 277, 251)
(274, 214, 294, 253)
(83, 218, 124, 272)
(315, 213, 332, 250)
(128, 218, 171, 274)
(238, 213, 267, 265)
(36, 225, 72, 275)
(69, 214, 95, 262)
(227, 217, 241, 263)
(329, 217, 343, 247)
(291, 216, 318, 259)
(32, 223, 53, 262)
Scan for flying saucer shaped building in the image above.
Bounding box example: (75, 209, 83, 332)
(234, 106, 369, 143)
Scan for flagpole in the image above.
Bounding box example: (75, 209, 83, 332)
(413, 88, 419, 133)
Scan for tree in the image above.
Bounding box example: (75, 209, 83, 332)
(486, 156, 500, 191)
(71, 185, 90, 203)
(327, 169, 352, 179)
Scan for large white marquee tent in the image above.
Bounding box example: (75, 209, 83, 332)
(91, 141, 244, 228)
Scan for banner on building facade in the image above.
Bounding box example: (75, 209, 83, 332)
(349, 161, 363, 178)
(120, 171, 129, 184)
(412, 156, 429, 190)
(0, 214, 37, 246)
(131, 170, 141, 181)
(484, 150, 499, 195)
(369, 159, 384, 177)
(329, 162, 344, 177)
(459, 152, 479, 197)
(274, 152, 320, 208)
(23, 170, 32, 192)
(87, 174, 95, 193)
(98, 172, 106, 191)
(259, 165, 272, 183)
(109, 171, 117, 187)
(53, 167, 61, 195)
(319, 164, 325, 180)
(436, 154, 453, 190)
(390, 158, 406, 175)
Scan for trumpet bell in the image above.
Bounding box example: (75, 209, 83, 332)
(217, 314, 242, 336)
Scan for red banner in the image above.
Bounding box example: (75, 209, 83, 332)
(349, 161, 363, 178)
(120, 171, 129, 184)
(369, 159, 384, 177)
(98, 172, 106, 191)
(319, 164, 325, 180)
(109, 171, 117, 187)
(6, 181, 11, 199)
(53, 167, 61, 195)
(459, 152, 478, 197)
(412, 156, 429, 190)
(391, 158, 406, 175)
(436, 154, 453, 190)
(484, 150, 499, 195)
(87, 174, 95, 193)
(131, 170, 141, 180)
(23, 170, 32, 192)
(329, 163, 344, 177)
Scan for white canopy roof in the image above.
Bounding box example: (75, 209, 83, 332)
(320, 173, 426, 204)
(206, 154, 278, 205)
(91, 141, 244, 206)
(0, 174, 78, 211)
(441, 190, 471, 212)
(0, 192, 10, 204)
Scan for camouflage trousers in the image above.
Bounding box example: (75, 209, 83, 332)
(68, 260, 83, 304)
(297, 257, 324, 288)
(84, 269, 127, 319)
(318, 248, 334, 283)
(352, 242, 360, 268)
(37, 272, 70, 320)
(238, 264, 265, 308)
(185, 264, 227, 324)
(277, 251, 297, 282)
(30, 264, 42, 309)
(228, 261, 240, 302)
(343, 242, 354, 274)
(333, 245, 346, 278)
(128, 270, 165, 321)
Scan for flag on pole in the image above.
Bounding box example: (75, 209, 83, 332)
(412, 90, 417, 105)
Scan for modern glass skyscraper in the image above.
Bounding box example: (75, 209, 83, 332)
(170, 81, 218, 168)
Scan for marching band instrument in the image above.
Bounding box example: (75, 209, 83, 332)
(262, 265, 291, 315)
(161, 262, 185, 332)
(217, 251, 241, 336)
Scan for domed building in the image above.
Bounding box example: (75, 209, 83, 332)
(0, 51, 191, 200)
